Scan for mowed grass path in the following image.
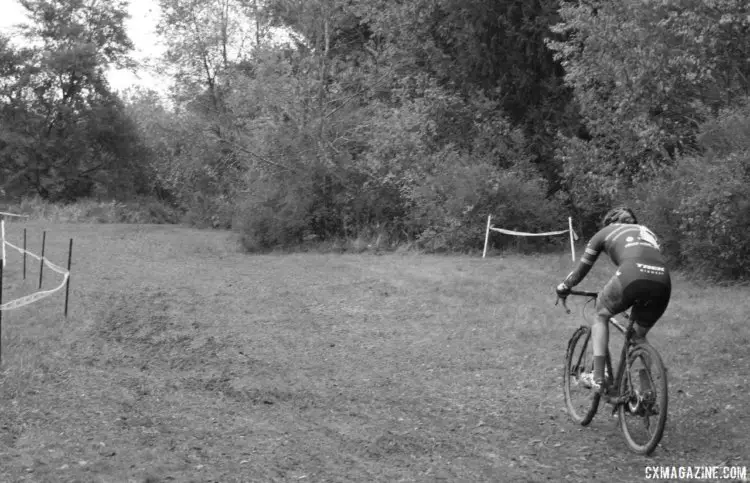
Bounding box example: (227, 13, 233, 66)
(0, 223, 748, 482)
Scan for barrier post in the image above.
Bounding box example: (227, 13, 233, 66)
(569, 217, 576, 262)
(64, 238, 73, 317)
(23, 228, 26, 279)
(482, 215, 492, 258)
(38, 231, 46, 289)
(0, 261, 3, 365)
(1, 219, 5, 268)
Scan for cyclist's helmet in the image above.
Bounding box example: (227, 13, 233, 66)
(601, 206, 638, 228)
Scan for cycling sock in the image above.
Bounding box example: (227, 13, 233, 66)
(594, 356, 606, 384)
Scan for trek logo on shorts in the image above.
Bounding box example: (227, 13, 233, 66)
(637, 263, 665, 275)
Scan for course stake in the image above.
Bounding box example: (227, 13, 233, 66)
(23, 228, 27, 279)
(38, 231, 46, 289)
(482, 215, 492, 259)
(64, 238, 73, 317)
(569, 217, 576, 262)
(1, 220, 5, 268)
(0, 262, 3, 365)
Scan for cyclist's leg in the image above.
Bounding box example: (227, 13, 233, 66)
(594, 272, 629, 389)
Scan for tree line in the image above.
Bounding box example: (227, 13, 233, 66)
(1, 0, 748, 280)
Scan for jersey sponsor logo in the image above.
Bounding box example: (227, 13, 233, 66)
(639, 226, 660, 249)
(625, 241, 658, 249)
(637, 262, 665, 275)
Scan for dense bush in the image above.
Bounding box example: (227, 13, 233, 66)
(676, 153, 750, 280)
(627, 171, 685, 268)
(233, 171, 316, 252)
(407, 156, 565, 251)
(628, 102, 750, 281)
(630, 158, 750, 282)
(224, 70, 567, 253)
(181, 192, 235, 229)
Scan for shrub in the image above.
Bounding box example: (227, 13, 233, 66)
(406, 150, 566, 252)
(233, 173, 314, 252)
(628, 144, 750, 280)
(608, 100, 750, 281)
(676, 152, 750, 281)
(627, 169, 686, 267)
(698, 102, 750, 156)
(182, 193, 234, 229)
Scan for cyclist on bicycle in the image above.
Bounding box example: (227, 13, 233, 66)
(556, 207, 671, 394)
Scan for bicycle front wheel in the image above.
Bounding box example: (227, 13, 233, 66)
(563, 325, 600, 425)
(618, 342, 668, 455)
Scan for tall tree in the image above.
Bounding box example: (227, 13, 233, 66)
(547, 0, 750, 217)
(154, 0, 271, 219)
(0, 0, 141, 200)
(346, 0, 575, 185)
(157, 0, 270, 105)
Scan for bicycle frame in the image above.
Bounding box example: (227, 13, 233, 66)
(559, 291, 637, 405)
(606, 313, 637, 405)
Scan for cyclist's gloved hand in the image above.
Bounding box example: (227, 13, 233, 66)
(556, 282, 571, 298)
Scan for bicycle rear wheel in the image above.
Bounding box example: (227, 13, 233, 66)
(563, 326, 600, 425)
(618, 343, 668, 455)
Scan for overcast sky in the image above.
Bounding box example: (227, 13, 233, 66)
(0, 0, 169, 94)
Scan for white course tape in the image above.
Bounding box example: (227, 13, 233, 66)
(0, 212, 29, 218)
(0, 272, 69, 311)
(483, 214, 579, 260)
(4, 241, 68, 274)
(489, 227, 571, 237)
(0, 240, 70, 311)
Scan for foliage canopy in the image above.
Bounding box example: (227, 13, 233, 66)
(2, 0, 748, 279)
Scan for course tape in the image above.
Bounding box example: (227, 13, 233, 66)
(0, 240, 70, 311)
(489, 227, 572, 237)
(0, 212, 29, 218)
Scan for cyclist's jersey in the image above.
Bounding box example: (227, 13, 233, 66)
(564, 224, 668, 288)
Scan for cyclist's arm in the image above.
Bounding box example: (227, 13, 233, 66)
(562, 232, 605, 288)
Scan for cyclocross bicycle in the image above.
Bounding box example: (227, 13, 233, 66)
(557, 290, 668, 455)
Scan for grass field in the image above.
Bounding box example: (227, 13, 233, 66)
(0, 222, 748, 482)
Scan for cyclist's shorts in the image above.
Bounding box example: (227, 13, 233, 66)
(597, 260, 671, 328)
